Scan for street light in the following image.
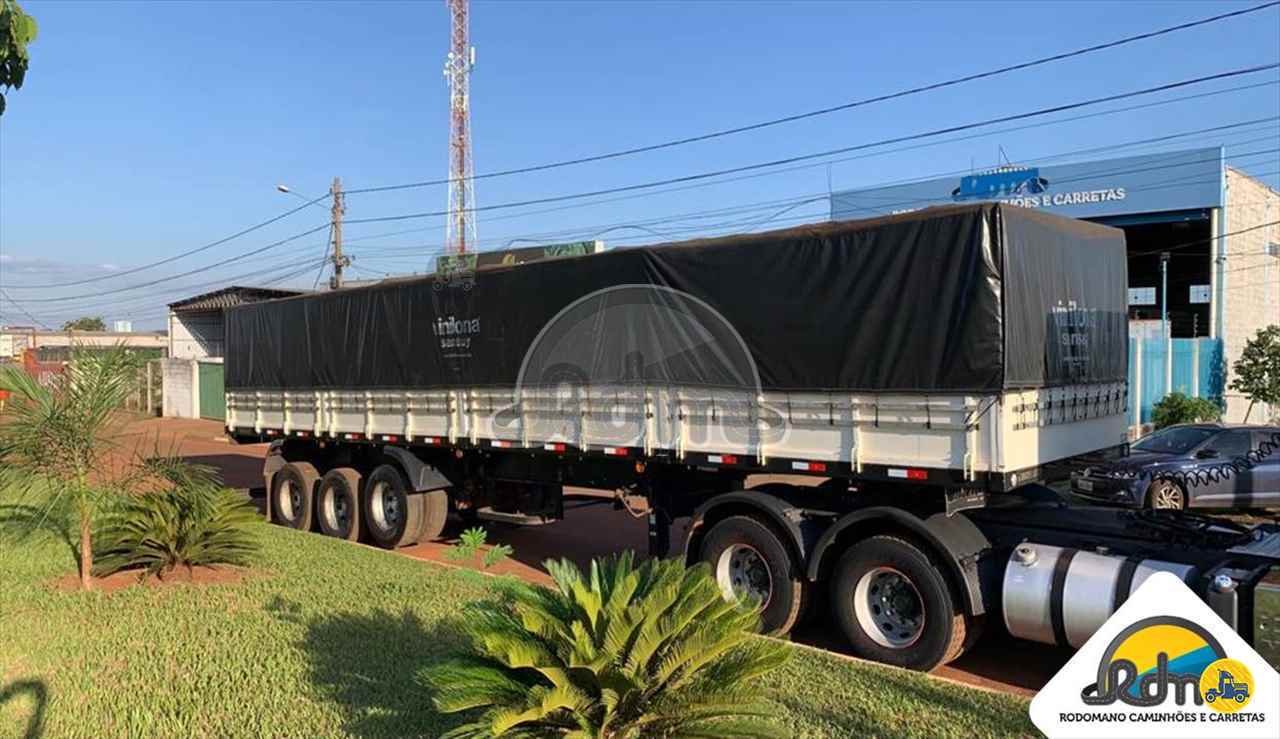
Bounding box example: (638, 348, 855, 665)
(275, 183, 329, 210)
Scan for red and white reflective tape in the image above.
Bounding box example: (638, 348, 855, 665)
(544, 442, 567, 453)
(791, 461, 827, 473)
(380, 434, 400, 443)
(342, 432, 365, 441)
(489, 439, 514, 448)
(887, 468, 928, 480)
(601, 446, 629, 457)
(420, 436, 442, 445)
(264, 429, 279, 437)
(294, 430, 310, 438)
(707, 454, 739, 465)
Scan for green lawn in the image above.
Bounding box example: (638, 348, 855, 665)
(0, 495, 1033, 738)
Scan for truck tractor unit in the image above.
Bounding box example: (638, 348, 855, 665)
(227, 203, 1280, 671)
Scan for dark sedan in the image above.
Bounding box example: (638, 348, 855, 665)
(1070, 424, 1280, 510)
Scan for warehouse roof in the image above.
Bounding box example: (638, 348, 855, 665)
(168, 286, 307, 313)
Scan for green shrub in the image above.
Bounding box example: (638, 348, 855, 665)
(92, 459, 260, 578)
(422, 552, 789, 738)
(1151, 391, 1222, 429)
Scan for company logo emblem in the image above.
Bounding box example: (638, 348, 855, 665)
(1081, 616, 1233, 708)
(951, 166, 1049, 201)
(1029, 572, 1277, 738)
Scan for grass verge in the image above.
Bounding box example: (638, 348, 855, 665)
(0, 490, 1034, 738)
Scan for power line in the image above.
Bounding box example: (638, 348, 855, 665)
(344, 1, 1280, 195)
(5, 192, 331, 290)
(341, 64, 1280, 226)
(340, 111, 1280, 252)
(0, 289, 52, 329)
(15, 223, 331, 304)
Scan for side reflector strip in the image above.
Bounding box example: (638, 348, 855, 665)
(381, 435, 399, 443)
(343, 433, 364, 441)
(888, 468, 928, 480)
(264, 429, 279, 436)
(294, 430, 309, 438)
(708, 454, 739, 465)
(544, 443, 566, 452)
(490, 439, 513, 448)
(420, 436, 441, 445)
(791, 461, 827, 472)
(602, 446, 628, 456)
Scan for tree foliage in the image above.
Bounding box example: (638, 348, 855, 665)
(1231, 325, 1280, 422)
(61, 316, 107, 332)
(1151, 391, 1222, 430)
(0, 0, 37, 115)
(422, 552, 789, 739)
(0, 345, 143, 589)
(93, 456, 260, 579)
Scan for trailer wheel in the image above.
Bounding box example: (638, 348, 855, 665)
(830, 535, 970, 671)
(699, 515, 807, 635)
(316, 468, 363, 541)
(272, 462, 319, 531)
(362, 464, 425, 548)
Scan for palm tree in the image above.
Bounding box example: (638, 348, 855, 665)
(0, 346, 142, 590)
(423, 552, 790, 738)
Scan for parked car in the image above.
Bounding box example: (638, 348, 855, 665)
(1071, 424, 1280, 510)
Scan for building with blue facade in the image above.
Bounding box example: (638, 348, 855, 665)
(830, 148, 1279, 425)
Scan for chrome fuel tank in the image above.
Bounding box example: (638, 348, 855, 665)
(1001, 543, 1194, 648)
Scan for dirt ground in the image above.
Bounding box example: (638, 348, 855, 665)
(127, 415, 1067, 697)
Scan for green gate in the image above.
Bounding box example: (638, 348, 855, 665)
(198, 361, 226, 421)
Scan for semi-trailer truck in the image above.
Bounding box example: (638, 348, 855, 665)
(226, 203, 1280, 671)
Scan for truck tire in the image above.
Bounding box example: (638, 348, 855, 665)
(830, 534, 971, 671)
(699, 515, 808, 635)
(272, 462, 319, 531)
(363, 464, 425, 548)
(316, 468, 363, 542)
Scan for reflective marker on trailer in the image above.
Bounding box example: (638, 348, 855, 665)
(888, 468, 929, 480)
(294, 430, 310, 438)
(489, 439, 513, 448)
(544, 442, 567, 453)
(707, 454, 739, 465)
(791, 461, 827, 472)
(381, 434, 400, 443)
(342, 432, 365, 441)
(264, 429, 279, 437)
(602, 446, 629, 456)
(420, 436, 442, 445)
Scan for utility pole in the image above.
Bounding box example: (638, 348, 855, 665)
(329, 176, 349, 289)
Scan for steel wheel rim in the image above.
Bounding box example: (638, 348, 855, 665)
(370, 481, 401, 532)
(280, 479, 299, 521)
(1152, 482, 1183, 509)
(714, 544, 773, 608)
(853, 566, 925, 649)
(323, 487, 349, 533)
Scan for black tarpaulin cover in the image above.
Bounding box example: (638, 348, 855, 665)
(225, 203, 1127, 393)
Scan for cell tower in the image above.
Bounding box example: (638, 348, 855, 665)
(443, 0, 476, 255)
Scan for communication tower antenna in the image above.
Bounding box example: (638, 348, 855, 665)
(444, 0, 477, 255)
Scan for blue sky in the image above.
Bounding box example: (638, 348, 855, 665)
(1, 0, 1277, 328)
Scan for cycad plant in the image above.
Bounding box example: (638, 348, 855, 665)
(0, 346, 142, 590)
(423, 552, 790, 738)
(93, 456, 260, 579)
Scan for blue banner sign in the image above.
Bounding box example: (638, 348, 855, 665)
(831, 147, 1224, 221)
